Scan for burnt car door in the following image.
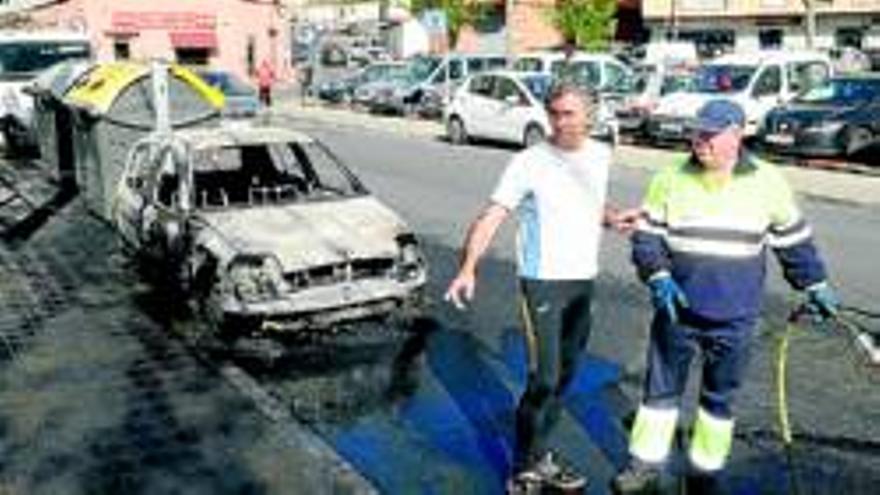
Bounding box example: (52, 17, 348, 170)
(142, 143, 193, 265)
(115, 140, 159, 249)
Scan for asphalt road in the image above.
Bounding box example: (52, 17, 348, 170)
(1, 118, 878, 495)
(282, 118, 880, 492)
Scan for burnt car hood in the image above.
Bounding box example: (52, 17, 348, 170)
(196, 197, 408, 271)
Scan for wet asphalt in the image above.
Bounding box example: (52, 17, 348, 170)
(1, 121, 878, 494)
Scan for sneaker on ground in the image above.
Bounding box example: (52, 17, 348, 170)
(611, 458, 661, 494)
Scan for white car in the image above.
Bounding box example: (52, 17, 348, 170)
(445, 71, 553, 147)
(647, 50, 832, 141)
(445, 71, 619, 147)
(113, 125, 427, 336)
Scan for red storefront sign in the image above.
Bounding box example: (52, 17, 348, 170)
(169, 31, 218, 49)
(111, 11, 216, 32)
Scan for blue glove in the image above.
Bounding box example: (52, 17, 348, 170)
(804, 282, 839, 323)
(647, 273, 688, 323)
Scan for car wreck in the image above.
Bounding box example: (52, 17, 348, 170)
(113, 124, 427, 336)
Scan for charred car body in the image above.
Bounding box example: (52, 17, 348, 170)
(113, 125, 427, 335)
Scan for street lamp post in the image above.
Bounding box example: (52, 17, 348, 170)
(668, 0, 679, 41)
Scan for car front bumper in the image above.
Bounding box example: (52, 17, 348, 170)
(221, 274, 426, 332)
(646, 115, 695, 142)
(759, 128, 844, 158)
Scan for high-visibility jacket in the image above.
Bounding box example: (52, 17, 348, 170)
(632, 153, 827, 320)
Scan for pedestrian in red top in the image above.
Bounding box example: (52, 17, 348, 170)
(256, 59, 275, 107)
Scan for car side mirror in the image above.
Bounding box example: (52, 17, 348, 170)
(504, 94, 520, 106)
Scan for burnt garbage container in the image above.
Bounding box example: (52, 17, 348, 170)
(64, 61, 224, 221)
(27, 60, 95, 192)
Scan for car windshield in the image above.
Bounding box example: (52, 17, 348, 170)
(408, 56, 441, 83)
(555, 60, 601, 88)
(513, 58, 543, 72)
(695, 64, 756, 93)
(661, 73, 696, 95)
(191, 141, 363, 210)
(519, 74, 552, 101)
(0, 40, 90, 80)
(796, 78, 880, 104)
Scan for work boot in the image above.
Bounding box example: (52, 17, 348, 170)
(611, 458, 661, 494)
(508, 452, 587, 494)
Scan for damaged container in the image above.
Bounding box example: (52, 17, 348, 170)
(64, 61, 223, 221)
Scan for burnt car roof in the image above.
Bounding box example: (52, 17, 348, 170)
(173, 125, 314, 151)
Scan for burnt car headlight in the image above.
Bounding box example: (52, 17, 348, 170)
(228, 254, 290, 303)
(395, 234, 425, 282)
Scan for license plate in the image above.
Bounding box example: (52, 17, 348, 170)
(764, 133, 794, 145)
(660, 122, 683, 134)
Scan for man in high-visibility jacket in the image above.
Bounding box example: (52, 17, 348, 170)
(612, 99, 839, 493)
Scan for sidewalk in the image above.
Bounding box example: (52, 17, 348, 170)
(272, 98, 880, 208)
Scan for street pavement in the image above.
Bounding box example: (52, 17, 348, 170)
(1, 102, 878, 495)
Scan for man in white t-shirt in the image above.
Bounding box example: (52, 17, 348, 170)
(445, 83, 622, 491)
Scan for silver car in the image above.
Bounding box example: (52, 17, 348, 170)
(113, 124, 427, 335)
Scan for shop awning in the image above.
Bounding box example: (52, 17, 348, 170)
(169, 31, 217, 49)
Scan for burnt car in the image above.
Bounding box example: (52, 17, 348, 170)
(113, 125, 427, 335)
(759, 74, 880, 159)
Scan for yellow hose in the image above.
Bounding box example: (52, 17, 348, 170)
(776, 321, 795, 446)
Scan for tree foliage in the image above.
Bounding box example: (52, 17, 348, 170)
(550, 0, 617, 51)
(410, 0, 487, 48)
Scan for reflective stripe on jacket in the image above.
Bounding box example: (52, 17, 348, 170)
(632, 153, 827, 320)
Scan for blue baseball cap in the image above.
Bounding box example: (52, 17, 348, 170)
(695, 99, 745, 134)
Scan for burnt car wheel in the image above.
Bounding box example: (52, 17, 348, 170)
(844, 126, 873, 157)
(447, 116, 468, 145)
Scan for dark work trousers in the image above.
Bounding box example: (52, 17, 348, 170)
(259, 86, 272, 107)
(514, 278, 594, 473)
(642, 310, 757, 418)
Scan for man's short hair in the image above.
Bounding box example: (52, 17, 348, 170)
(545, 81, 597, 115)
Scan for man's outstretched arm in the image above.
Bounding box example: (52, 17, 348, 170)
(444, 203, 510, 309)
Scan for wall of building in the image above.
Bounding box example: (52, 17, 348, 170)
(25, 0, 291, 83)
(294, 1, 380, 28)
(508, 0, 563, 52)
(644, 0, 880, 19)
(648, 13, 880, 52)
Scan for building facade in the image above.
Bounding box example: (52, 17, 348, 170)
(643, 0, 880, 54)
(5, 0, 291, 82)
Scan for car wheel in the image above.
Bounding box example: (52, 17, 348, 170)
(523, 123, 545, 148)
(447, 116, 468, 145)
(844, 126, 873, 157)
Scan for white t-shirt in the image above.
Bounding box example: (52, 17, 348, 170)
(491, 139, 611, 280)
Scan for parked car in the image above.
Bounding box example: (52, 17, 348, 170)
(316, 61, 407, 104)
(445, 71, 553, 147)
(616, 63, 696, 136)
(196, 70, 260, 118)
(367, 53, 507, 114)
(112, 125, 427, 337)
(0, 30, 91, 155)
(758, 74, 880, 158)
(646, 51, 832, 142)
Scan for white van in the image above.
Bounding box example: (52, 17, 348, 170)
(0, 30, 91, 154)
(368, 52, 508, 114)
(647, 50, 831, 140)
